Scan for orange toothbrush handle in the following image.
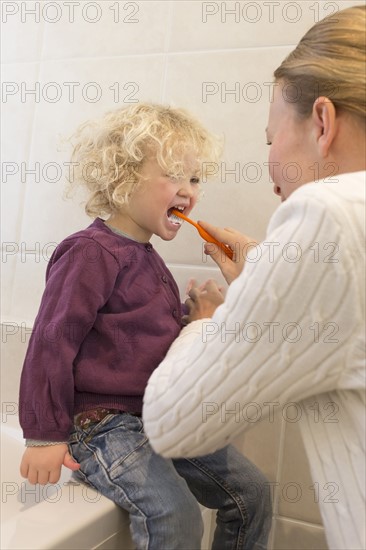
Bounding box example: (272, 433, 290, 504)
(197, 225, 234, 259)
(171, 209, 234, 260)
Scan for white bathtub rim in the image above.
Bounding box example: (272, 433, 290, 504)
(1, 423, 129, 550)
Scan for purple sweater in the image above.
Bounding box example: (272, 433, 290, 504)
(19, 218, 183, 441)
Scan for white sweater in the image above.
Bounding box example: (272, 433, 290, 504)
(143, 171, 366, 550)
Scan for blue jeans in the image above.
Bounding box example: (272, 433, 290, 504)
(68, 413, 271, 550)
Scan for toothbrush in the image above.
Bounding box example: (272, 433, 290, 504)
(171, 209, 234, 259)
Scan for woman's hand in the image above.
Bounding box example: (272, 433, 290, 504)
(20, 444, 80, 485)
(198, 220, 258, 284)
(183, 279, 225, 324)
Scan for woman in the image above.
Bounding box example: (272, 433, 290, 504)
(142, 5, 365, 550)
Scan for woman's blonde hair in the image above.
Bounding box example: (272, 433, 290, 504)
(274, 5, 366, 119)
(68, 103, 220, 218)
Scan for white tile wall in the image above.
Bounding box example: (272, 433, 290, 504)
(2, 1, 363, 548)
(1, 4, 44, 63)
(40, 1, 169, 60)
(169, 0, 316, 50)
(1, 62, 40, 244)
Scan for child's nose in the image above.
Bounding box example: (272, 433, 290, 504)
(177, 179, 196, 197)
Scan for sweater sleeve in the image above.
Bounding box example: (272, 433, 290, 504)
(19, 236, 120, 441)
(142, 187, 364, 457)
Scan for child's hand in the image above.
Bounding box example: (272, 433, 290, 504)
(198, 221, 258, 284)
(183, 279, 225, 323)
(20, 444, 80, 485)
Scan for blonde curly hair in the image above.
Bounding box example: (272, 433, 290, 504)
(68, 103, 220, 218)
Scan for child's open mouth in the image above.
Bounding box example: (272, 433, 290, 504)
(167, 206, 184, 225)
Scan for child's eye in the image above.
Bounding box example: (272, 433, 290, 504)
(266, 141, 272, 146)
(190, 177, 200, 184)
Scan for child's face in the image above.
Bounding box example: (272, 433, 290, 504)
(118, 153, 201, 242)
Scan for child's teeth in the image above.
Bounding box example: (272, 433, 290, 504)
(168, 211, 183, 224)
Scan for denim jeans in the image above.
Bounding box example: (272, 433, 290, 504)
(68, 412, 271, 550)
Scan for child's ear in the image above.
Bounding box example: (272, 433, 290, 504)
(312, 96, 337, 157)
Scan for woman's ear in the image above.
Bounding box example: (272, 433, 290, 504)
(312, 96, 337, 157)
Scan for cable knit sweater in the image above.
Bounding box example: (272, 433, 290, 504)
(143, 171, 366, 550)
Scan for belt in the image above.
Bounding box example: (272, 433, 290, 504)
(74, 408, 141, 429)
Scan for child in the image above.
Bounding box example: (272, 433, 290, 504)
(19, 103, 271, 549)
